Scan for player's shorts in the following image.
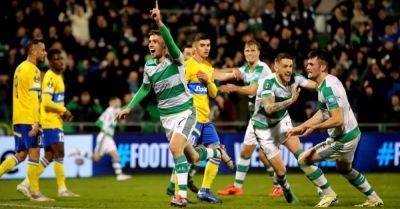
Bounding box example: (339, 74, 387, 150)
(160, 107, 196, 142)
(13, 124, 40, 152)
(249, 114, 293, 160)
(313, 134, 361, 163)
(191, 122, 220, 147)
(42, 128, 64, 147)
(94, 131, 117, 156)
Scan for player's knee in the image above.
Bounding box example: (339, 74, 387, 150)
(275, 167, 286, 176)
(297, 152, 310, 165)
(169, 144, 183, 157)
(240, 149, 253, 159)
(15, 151, 27, 162)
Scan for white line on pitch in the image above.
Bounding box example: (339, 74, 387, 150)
(0, 203, 83, 209)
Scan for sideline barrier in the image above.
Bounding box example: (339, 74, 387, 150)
(1, 133, 399, 178)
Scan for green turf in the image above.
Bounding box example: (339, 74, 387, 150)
(0, 173, 398, 208)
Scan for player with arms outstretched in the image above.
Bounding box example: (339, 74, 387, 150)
(288, 50, 384, 207)
(219, 53, 336, 206)
(116, 3, 231, 207)
(214, 40, 283, 197)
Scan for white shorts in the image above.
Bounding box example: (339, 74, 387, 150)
(314, 134, 361, 163)
(94, 132, 117, 156)
(160, 107, 196, 142)
(244, 114, 293, 160)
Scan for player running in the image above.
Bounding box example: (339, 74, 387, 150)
(218, 53, 336, 205)
(116, 4, 231, 207)
(17, 48, 79, 198)
(213, 40, 283, 197)
(0, 39, 53, 201)
(288, 50, 384, 207)
(185, 33, 234, 204)
(69, 97, 132, 181)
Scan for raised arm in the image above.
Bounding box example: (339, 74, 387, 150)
(151, 5, 181, 59)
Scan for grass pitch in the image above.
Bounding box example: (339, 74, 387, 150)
(0, 173, 398, 209)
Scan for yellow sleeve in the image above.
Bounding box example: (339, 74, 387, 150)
(42, 74, 66, 113)
(27, 69, 41, 123)
(207, 81, 218, 98)
(42, 94, 67, 113)
(207, 68, 218, 98)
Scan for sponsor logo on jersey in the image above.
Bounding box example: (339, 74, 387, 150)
(187, 82, 207, 94)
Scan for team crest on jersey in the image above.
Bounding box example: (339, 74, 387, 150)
(34, 75, 40, 83)
(326, 95, 337, 106)
(47, 81, 54, 88)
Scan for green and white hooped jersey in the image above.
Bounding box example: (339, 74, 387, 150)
(96, 107, 120, 137)
(143, 55, 193, 116)
(238, 61, 272, 112)
(251, 73, 308, 129)
(318, 75, 360, 142)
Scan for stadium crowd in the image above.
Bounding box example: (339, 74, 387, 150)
(0, 0, 400, 131)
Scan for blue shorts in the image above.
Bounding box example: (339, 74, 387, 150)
(42, 128, 64, 147)
(191, 122, 220, 146)
(13, 124, 40, 152)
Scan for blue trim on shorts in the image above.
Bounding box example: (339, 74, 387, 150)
(13, 124, 40, 152)
(192, 122, 220, 146)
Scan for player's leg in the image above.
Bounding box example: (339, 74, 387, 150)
(52, 137, 80, 197)
(186, 122, 203, 194)
(17, 145, 54, 198)
(284, 136, 335, 198)
(298, 139, 343, 207)
(23, 126, 54, 201)
(108, 149, 131, 181)
(197, 123, 222, 203)
(169, 132, 191, 206)
(0, 127, 27, 176)
(261, 143, 298, 204)
(217, 122, 257, 196)
(335, 135, 383, 207)
(259, 150, 282, 197)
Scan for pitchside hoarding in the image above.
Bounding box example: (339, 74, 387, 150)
(1, 133, 399, 178)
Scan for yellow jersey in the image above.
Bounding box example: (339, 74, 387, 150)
(185, 57, 218, 123)
(41, 70, 66, 129)
(12, 61, 41, 125)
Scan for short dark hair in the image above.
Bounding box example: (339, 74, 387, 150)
(148, 29, 161, 37)
(194, 33, 210, 42)
(47, 48, 62, 60)
(307, 49, 330, 67)
(245, 40, 261, 51)
(26, 39, 44, 53)
(274, 53, 293, 63)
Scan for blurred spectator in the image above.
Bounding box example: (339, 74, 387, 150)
(387, 94, 400, 123)
(66, 91, 103, 122)
(0, 0, 399, 127)
(66, 0, 92, 44)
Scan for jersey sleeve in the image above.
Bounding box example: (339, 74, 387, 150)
(321, 85, 340, 110)
(294, 73, 309, 88)
(260, 79, 274, 98)
(142, 67, 151, 84)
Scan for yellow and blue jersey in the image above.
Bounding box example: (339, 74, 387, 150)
(185, 57, 218, 123)
(41, 70, 66, 129)
(12, 61, 41, 125)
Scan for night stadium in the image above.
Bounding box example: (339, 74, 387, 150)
(0, 0, 399, 208)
